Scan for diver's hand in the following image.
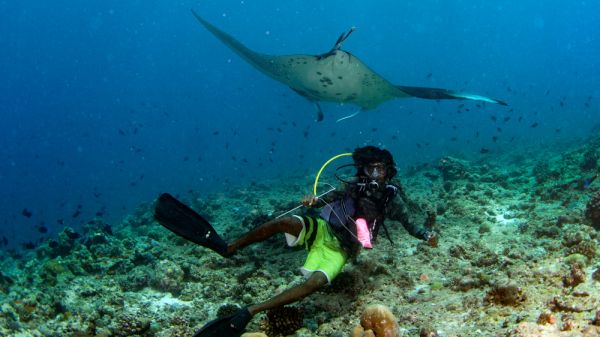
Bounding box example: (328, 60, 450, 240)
(301, 195, 319, 207)
(424, 231, 438, 248)
(423, 210, 437, 247)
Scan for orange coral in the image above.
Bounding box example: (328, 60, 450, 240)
(537, 311, 556, 325)
(351, 304, 400, 337)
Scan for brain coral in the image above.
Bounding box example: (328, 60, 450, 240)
(351, 304, 400, 337)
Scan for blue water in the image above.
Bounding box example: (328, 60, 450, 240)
(1, 0, 598, 248)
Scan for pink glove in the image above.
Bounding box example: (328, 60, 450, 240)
(355, 218, 372, 249)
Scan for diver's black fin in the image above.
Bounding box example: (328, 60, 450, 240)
(193, 307, 252, 337)
(154, 193, 229, 257)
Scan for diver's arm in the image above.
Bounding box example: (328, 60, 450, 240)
(301, 189, 346, 208)
(387, 192, 438, 246)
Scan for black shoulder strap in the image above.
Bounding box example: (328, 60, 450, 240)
(380, 184, 400, 245)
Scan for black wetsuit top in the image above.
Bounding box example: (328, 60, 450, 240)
(319, 178, 431, 256)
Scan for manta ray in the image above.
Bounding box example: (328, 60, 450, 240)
(191, 10, 507, 121)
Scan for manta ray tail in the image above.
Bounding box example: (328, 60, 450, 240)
(396, 85, 508, 106)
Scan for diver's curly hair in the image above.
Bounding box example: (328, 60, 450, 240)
(352, 146, 397, 179)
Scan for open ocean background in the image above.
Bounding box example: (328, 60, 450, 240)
(1, 0, 598, 248)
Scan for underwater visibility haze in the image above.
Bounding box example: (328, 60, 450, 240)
(1, 1, 599, 336)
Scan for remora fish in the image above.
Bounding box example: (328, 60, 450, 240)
(191, 10, 507, 121)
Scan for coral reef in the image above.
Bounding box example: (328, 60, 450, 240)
(592, 309, 600, 326)
(537, 311, 556, 325)
(562, 263, 586, 288)
(113, 314, 151, 337)
(437, 156, 469, 181)
(260, 306, 304, 336)
(1, 135, 600, 336)
(217, 303, 244, 317)
(350, 304, 400, 337)
(484, 284, 526, 306)
(586, 193, 600, 230)
(581, 149, 598, 171)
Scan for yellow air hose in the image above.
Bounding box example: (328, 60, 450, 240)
(276, 152, 352, 219)
(313, 152, 352, 195)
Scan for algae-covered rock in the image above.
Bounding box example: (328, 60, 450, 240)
(586, 193, 600, 230)
(564, 253, 589, 267)
(437, 156, 470, 181)
(111, 313, 151, 337)
(151, 259, 184, 295)
(484, 283, 526, 306)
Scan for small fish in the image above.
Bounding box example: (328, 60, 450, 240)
(213, 131, 219, 136)
(490, 115, 497, 122)
(518, 116, 523, 122)
(48, 239, 59, 248)
(37, 224, 48, 234)
(450, 137, 457, 141)
(492, 136, 498, 142)
(530, 122, 539, 128)
(480, 148, 490, 154)
(583, 173, 598, 189)
(21, 241, 36, 250)
(72, 210, 81, 218)
(22, 209, 33, 218)
(65, 230, 81, 240)
(1, 236, 8, 246)
(103, 224, 113, 236)
(555, 128, 561, 133)
(497, 127, 502, 133)
(503, 116, 510, 122)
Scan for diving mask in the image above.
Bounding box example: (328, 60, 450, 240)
(363, 162, 386, 179)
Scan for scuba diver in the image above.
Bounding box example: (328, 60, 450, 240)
(154, 146, 438, 337)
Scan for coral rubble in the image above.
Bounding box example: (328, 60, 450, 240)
(1, 136, 600, 336)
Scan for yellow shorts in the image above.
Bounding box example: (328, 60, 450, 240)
(285, 215, 348, 283)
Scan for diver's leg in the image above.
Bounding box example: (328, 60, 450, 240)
(248, 271, 328, 315)
(227, 216, 303, 255)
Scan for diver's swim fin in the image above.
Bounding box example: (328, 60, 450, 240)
(193, 307, 252, 337)
(154, 193, 229, 257)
